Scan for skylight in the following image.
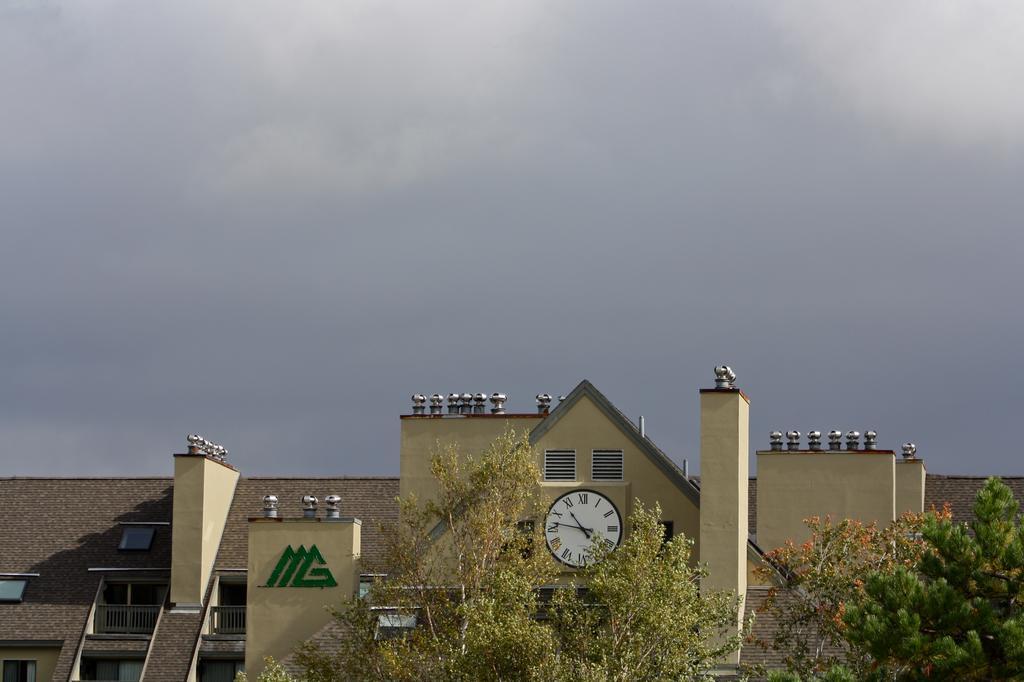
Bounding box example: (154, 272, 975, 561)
(118, 526, 156, 551)
(0, 579, 27, 602)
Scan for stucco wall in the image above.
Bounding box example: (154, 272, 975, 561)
(895, 459, 926, 516)
(246, 518, 360, 676)
(171, 455, 239, 606)
(0, 648, 59, 682)
(756, 451, 896, 553)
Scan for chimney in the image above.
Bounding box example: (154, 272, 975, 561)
(447, 393, 460, 414)
(429, 394, 444, 415)
(846, 430, 861, 450)
(699, 365, 749, 665)
(460, 393, 473, 415)
(411, 394, 426, 415)
(171, 434, 240, 608)
(639, 415, 646, 438)
(472, 393, 486, 414)
(536, 393, 551, 415)
(807, 430, 822, 451)
(828, 430, 843, 450)
(785, 430, 801, 451)
(489, 393, 507, 414)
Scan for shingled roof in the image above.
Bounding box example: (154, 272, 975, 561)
(0, 477, 173, 681)
(215, 477, 399, 571)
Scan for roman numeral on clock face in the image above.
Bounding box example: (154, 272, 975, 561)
(603, 509, 614, 518)
(607, 525, 618, 533)
(577, 493, 588, 504)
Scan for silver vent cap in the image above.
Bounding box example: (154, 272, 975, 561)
(262, 494, 279, 518)
(714, 365, 737, 389)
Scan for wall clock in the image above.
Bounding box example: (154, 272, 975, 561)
(544, 489, 622, 568)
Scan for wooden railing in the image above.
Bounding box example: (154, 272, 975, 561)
(94, 604, 160, 634)
(210, 605, 246, 634)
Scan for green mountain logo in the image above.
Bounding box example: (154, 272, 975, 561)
(265, 544, 338, 588)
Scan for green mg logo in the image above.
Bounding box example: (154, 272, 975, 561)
(265, 544, 338, 588)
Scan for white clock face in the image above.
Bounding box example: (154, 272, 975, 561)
(544, 489, 622, 568)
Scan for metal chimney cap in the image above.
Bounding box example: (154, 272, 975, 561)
(187, 433, 228, 459)
(713, 365, 737, 388)
(430, 394, 444, 405)
(411, 394, 426, 405)
(447, 393, 460, 404)
(489, 392, 507, 403)
(536, 393, 552, 405)
(828, 430, 843, 450)
(263, 494, 279, 508)
(863, 430, 878, 450)
(807, 430, 822, 450)
(473, 393, 486, 404)
(786, 430, 801, 450)
(845, 430, 861, 450)
(769, 430, 783, 451)
(902, 442, 918, 459)
(325, 494, 342, 508)
(460, 392, 473, 402)
(302, 495, 318, 509)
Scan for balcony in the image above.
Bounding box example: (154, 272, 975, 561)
(94, 604, 161, 634)
(210, 605, 246, 635)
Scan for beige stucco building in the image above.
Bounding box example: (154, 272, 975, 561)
(4, 367, 999, 681)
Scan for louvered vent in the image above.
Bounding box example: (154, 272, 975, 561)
(544, 450, 576, 481)
(592, 450, 624, 481)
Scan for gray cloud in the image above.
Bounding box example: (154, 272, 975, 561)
(1, 1, 1022, 478)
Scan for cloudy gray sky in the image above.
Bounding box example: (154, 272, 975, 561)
(3, 1, 1023, 478)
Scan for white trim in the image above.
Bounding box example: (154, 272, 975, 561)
(0, 573, 39, 578)
(119, 521, 170, 526)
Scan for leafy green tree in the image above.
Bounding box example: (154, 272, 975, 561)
(297, 429, 558, 681)
(550, 501, 746, 681)
(754, 511, 933, 678)
(291, 430, 745, 681)
(843, 477, 1024, 680)
(766, 667, 855, 682)
(235, 657, 298, 682)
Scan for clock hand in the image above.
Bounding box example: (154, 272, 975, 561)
(568, 511, 592, 539)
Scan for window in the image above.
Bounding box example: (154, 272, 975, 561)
(95, 583, 165, 634)
(591, 450, 624, 481)
(199, 660, 244, 682)
(80, 659, 143, 682)
(543, 450, 576, 481)
(2, 661, 36, 682)
(359, 574, 386, 599)
(211, 581, 247, 635)
(375, 613, 417, 640)
(118, 526, 155, 551)
(0, 579, 27, 603)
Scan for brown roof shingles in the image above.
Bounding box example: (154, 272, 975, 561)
(215, 477, 399, 571)
(0, 478, 173, 681)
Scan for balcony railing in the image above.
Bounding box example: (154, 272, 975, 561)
(210, 605, 246, 634)
(94, 604, 161, 634)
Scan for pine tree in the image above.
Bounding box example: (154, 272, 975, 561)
(843, 477, 1024, 680)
